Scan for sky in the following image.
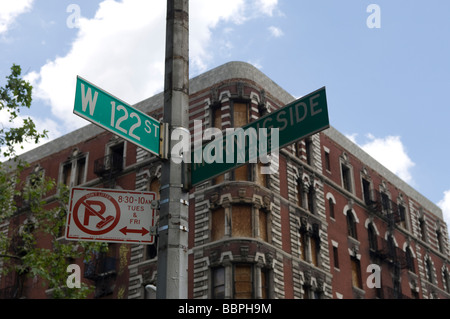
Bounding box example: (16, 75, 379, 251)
(1, 0, 450, 225)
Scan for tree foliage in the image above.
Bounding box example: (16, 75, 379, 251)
(0, 65, 107, 299)
(0, 64, 48, 159)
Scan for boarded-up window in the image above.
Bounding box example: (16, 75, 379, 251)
(255, 163, 267, 186)
(235, 165, 249, 181)
(233, 103, 249, 181)
(351, 257, 362, 288)
(300, 231, 307, 261)
(233, 103, 248, 128)
(232, 205, 252, 238)
(259, 210, 268, 242)
(212, 208, 225, 241)
(261, 269, 269, 299)
(234, 264, 252, 299)
(214, 174, 225, 184)
(213, 106, 222, 129)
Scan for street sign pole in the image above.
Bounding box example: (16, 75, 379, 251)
(156, 0, 190, 299)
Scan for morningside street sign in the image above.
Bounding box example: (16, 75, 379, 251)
(191, 87, 330, 186)
(73, 76, 161, 156)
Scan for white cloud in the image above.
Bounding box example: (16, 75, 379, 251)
(438, 191, 450, 227)
(26, 0, 279, 134)
(0, 0, 34, 34)
(268, 26, 283, 38)
(255, 0, 279, 17)
(346, 133, 416, 184)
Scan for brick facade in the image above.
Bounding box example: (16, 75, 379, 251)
(1, 62, 449, 299)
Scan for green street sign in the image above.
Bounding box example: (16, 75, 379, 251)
(191, 87, 329, 186)
(73, 76, 161, 156)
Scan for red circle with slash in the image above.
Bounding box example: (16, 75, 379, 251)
(72, 192, 121, 236)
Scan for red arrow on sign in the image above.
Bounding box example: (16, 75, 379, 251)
(119, 227, 150, 236)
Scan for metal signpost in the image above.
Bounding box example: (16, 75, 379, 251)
(191, 87, 330, 186)
(156, 0, 190, 299)
(74, 76, 161, 156)
(71, 0, 190, 299)
(66, 187, 157, 244)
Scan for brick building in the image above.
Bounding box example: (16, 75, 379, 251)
(1, 62, 449, 299)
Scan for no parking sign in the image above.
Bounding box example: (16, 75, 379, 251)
(66, 187, 156, 244)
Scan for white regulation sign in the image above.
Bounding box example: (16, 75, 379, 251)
(66, 187, 156, 245)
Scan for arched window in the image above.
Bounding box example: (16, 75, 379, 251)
(405, 247, 415, 273)
(347, 211, 357, 239)
(368, 223, 378, 251)
(425, 258, 434, 283)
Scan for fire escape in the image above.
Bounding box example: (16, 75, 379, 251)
(0, 220, 29, 299)
(93, 152, 124, 188)
(84, 253, 117, 298)
(368, 190, 410, 299)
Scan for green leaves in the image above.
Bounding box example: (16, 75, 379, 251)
(0, 64, 48, 159)
(0, 64, 106, 299)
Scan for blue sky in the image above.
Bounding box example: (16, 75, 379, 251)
(1, 0, 450, 224)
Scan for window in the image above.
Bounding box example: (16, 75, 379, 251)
(305, 138, 313, 166)
(297, 179, 304, 209)
(234, 164, 249, 181)
(255, 162, 267, 187)
(62, 162, 72, 186)
(351, 257, 362, 289)
(333, 245, 340, 269)
(387, 236, 397, 260)
(398, 204, 406, 228)
(380, 192, 390, 214)
(232, 205, 252, 238)
(212, 205, 269, 242)
(234, 264, 253, 299)
(213, 105, 222, 130)
(437, 230, 445, 254)
(75, 157, 86, 186)
(60, 153, 88, 187)
(368, 223, 378, 251)
(310, 236, 319, 267)
(347, 211, 358, 239)
(419, 217, 427, 242)
(213, 264, 270, 299)
(307, 185, 315, 214)
(341, 163, 353, 193)
(405, 248, 415, 273)
(232, 102, 250, 182)
(425, 258, 434, 283)
(211, 208, 225, 241)
(109, 143, 125, 170)
(233, 102, 249, 128)
(261, 268, 270, 299)
(324, 148, 331, 172)
(258, 209, 268, 242)
(328, 198, 335, 219)
(362, 178, 372, 205)
(299, 227, 321, 267)
(443, 269, 450, 294)
(300, 230, 307, 262)
(212, 267, 225, 299)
